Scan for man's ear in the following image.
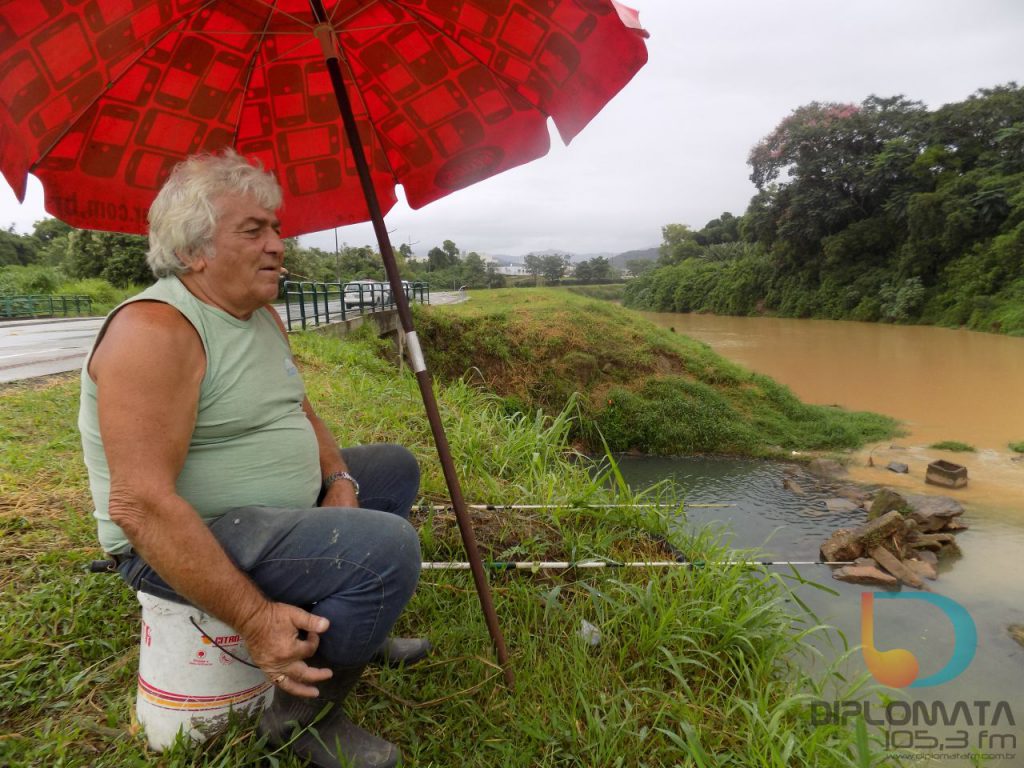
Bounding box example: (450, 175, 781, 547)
(180, 250, 207, 273)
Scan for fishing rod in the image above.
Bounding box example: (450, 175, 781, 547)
(422, 559, 854, 571)
(418, 502, 735, 511)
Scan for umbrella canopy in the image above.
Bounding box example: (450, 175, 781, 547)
(0, 0, 648, 236)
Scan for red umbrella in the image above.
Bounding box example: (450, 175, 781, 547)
(0, 0, 649, 686)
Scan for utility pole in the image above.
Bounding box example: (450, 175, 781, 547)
(334, 227, 340, 283)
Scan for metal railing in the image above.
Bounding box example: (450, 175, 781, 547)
(1, 294, 93, 319)
(281, 280, 429, 331)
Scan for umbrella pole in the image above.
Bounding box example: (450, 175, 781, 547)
(309, 2, 513, 688)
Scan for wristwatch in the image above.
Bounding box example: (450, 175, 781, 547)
(324, 470, 359, 496)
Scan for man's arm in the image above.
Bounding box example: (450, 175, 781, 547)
(264, 308, 358, 508)
(92, 302, 331, 696)
(303, 396, 359, 508)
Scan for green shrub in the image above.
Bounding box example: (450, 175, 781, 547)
(55, 278, 150, 314)
(928, 440, 976, 452)
(0, 264, 64, 295)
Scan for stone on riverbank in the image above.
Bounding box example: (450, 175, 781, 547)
(902, 493, 965, 532)
(869, 546, 924, 589)
(907, 532, 962, 558)
(820, 510, 908, 562)
(868, 488, 910, 520)
(904, 557, 938, 581)
(833, 565, 898, 586)
(866, 489, 965, 533)
(913, 549, 938, 566)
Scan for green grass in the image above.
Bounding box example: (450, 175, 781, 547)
(1009, 441, 1024, 453)
(927, 440, 976, 452)
(418, 288, 901, 457)
(0, 331, 899, 767)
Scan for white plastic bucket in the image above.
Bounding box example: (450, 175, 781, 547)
(135, 591, 274, 751)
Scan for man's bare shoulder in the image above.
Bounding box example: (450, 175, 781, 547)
(90, 300, 205, 382)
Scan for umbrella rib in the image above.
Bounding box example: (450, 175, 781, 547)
(27, 1, 222, 174)
(329, 28, 404, 190)
(224, 2, 279, 146)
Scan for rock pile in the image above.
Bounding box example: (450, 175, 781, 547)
(818, 488, 966, 589)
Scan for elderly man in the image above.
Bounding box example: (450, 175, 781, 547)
(79, 151, 424, 768)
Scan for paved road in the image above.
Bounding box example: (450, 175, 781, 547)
(0, 317, 105, 384)
(0, 291, 466, 384)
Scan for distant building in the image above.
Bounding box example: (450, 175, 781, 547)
(495, 263, 529, 276)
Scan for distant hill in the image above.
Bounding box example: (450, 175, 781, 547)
(452, 246, 659, 268)
(610, 247, 659, 270)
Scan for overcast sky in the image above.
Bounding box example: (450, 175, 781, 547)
(1, 1, 1021, 258)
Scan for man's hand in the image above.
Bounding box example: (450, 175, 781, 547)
(319, 481, 359, 509)
(239, 602, 334, 698)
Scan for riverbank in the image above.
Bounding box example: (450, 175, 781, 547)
(0, 327, 898, 766)
(414, 288, 899, 458)
(635, 309, 1024, 518)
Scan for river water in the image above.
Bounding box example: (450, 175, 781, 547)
(617, 312, 1024, 766)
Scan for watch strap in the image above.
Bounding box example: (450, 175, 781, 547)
(324, 470, 359, 496)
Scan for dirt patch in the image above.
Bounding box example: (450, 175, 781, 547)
(410, 502, 675, 564)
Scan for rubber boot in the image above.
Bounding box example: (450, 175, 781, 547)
(259, 663, 398, 768)
(370, 636, 432, 668)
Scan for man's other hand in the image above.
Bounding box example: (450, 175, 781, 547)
(241, 602, 333, 698)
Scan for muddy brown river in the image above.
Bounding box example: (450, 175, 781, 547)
(638, 311, 1024, 516)
(624, 311, 1024, 766)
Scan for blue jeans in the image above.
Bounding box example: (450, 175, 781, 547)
(118, 444, 422, 667)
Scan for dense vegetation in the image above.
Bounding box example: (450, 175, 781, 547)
(1, 221, 624, 308)
(624, 84, 1024, 334)
(415, 289, 898, 457)
(1, 329, 892, 767)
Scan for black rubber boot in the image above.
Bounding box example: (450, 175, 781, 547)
(258, 664, 399, 768)
(369, 636, 432, 668)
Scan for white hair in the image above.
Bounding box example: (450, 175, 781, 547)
(146, 150, 283, 278)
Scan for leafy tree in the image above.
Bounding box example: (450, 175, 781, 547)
(0, 226, 38, 266)
(696, 213, 741, 245)
(540, 254, 570, 283)
(485, 263, 506, 288)
(575, 256, 615, 282)
(747, 96, 928, 253)
(442, 239, 459, 262)
(524, 253, 544, 285)
(626, 258, 656, 277)
(427, 243, 459, 271)
(658, 224, 703, 265)
(65, 230, 150, 287)
(32, 218, 72, 246)
(461, 251, 487, 288)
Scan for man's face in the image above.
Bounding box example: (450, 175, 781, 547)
(183, 193, 284, 319)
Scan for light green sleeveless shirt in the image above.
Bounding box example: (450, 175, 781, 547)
(79, 276, 321, 553)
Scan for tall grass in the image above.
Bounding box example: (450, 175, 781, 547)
(1, 331, 897, 767)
